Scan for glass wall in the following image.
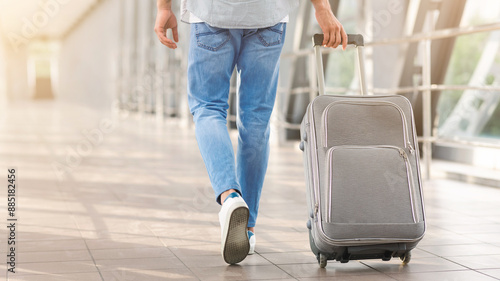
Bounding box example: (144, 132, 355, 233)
(437, 0, 500, 139)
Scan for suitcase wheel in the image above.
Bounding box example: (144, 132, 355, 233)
(319, 253, 327, 268)
(400, 251, 411, 265)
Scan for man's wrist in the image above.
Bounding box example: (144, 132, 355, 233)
(310, 0, 331, 12)
(310, 0, 328, 9)
(157, 0, 172, 10)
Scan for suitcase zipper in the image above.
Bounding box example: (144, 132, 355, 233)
(326, 145, 417, 224)
(314, 203, 319, 222)
(321, 100, 410, 149)
(305, 103, 322, 225)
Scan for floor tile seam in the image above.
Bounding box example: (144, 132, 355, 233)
(8, 250, 91, 257)
(162, 253, 224, 259)
(421, 241, 500, 256)
(420, 253, 500, 258)
(441, 255, 500, 274)
(158, 238, 220, 246)
(254, 261, 318, 266)
(417, 241, 489, 246)
(475, 269, 500, 280)
(11, 244, 92, 254)
(146, 227, 224, 236)
(255, 253, 299, 280)
(272, 261, 401, 279)
(13, 225, 84, 232)
(83, 243, 170, 251)
(11, 269, 102, 277)
(11, 257, 94, 264)
(360, 261, 475, 275)
(3, 272, 102, 280)
(185, 263, 305, 269)
(253, 250, 310, 255)
(336, 260, 398, 280)
(28, 140, 85, 239)
(160, 235, 220, 242)
(54, 173, 101, 244)
(82, 239, 106, 281)
(258, 250, 316, 255)
(478, 242, 500, 249)
(386, 269, 499, 278)
(95, 266, 190, 272)
(12, 238, 86, 245)
(383, 273, 399, 280)
(477, 267, 500, 271)
(81, 231, 157, 240)
(75, 221, 161, 234)
(90, 255, 182, 262)
(153, 224, 202, 281)
(17, 235, 157, 242)
(90, 245, 179, 251)
(477, 269, 500, 281)
(417, 242, 500, 249)
(348, 263, 400, 281)
(250, 240, 310, 244)
(15, 240, 171, 253)
(411, 245, 438, 254)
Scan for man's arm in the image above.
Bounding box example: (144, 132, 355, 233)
(154, 0, 179, 49)
(310, 0, 347, 50)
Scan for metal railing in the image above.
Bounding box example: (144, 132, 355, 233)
(278, 20, 500, 179)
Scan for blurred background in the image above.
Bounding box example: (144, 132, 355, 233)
(0, 0, 500, 181)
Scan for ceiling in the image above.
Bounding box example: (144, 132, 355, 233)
(0, 0, 100, 40)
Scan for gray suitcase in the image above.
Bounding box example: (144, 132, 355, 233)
(300, 34, 426, 268)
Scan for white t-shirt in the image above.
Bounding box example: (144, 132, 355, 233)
(180, 0, 289, 25)
(181, 0, 203, 23)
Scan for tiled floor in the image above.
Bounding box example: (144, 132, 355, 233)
(1, 100, 500, 281)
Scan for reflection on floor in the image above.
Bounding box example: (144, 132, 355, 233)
(1, 100, 500, 281)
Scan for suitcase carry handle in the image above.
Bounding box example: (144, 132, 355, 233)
(312, 33, 367, 96)
(313, 34, 364, 47)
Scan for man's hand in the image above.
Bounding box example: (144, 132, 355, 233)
(311, 0, 347, 50)
(155, 0, 178, 49)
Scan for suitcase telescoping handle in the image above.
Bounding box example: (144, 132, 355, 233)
(312, 33, 368, 96)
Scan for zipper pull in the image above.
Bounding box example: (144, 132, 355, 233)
(407, 142, 415, 154)
(399, 148, 408, 160)
(314, 203, 319, 222)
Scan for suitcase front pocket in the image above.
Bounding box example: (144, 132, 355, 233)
(321, 101, 410, 149)
(326, 145, 416, 224)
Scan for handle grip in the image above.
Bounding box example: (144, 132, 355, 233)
(313, 33, 364, 47)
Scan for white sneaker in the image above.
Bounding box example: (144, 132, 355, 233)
(248, 230, 256, 255)
(218, 192, 250, 264)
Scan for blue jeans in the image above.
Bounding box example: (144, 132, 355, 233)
(187, 22, 286, 228)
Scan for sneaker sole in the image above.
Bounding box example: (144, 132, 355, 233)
(223, 206, 250, 264)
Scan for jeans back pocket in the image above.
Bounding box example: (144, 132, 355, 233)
(257, 23, 285, 47)
(194, 23, 230, 52)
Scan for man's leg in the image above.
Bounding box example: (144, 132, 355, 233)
(188, 23, 241, 203)
(235, 23, 287, 229)
(187, 23, 249, 264)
